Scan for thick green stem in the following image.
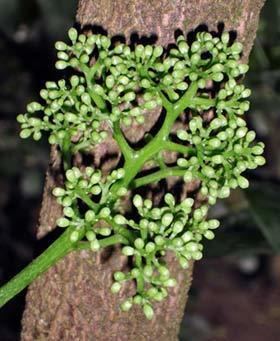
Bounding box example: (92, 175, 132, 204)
(81, 63, 107, 110)
(75, 189, 99, 211)
(113, 121, 134, 161)
(76, 234, 129, 250)
(132, 167, 186, 188)
(164, 141, 195, 155)
(111, 82, 198, 192)
(0, 228, 75, 308)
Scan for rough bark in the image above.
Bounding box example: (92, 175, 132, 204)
(21, 1, 265, 340)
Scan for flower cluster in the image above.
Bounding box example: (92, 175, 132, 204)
(16, 28, 266, 320)
(176, 114, 265, 204)
(17, 77, 108, 151)
(52, 167, 127, 248)
(110, 193, 219, 319)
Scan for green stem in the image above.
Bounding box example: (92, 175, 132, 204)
(0, 228, 75, 308)
(191, 97, 216, 108)
(75, 189, 99, 212)
(164, 141, 195, 155)
(76, 234, 129, 250)
(110, 82, 198, 193)
(113, 121, 134, 161)
(81, 63, 107, 111)
(132, 167, 186, 188)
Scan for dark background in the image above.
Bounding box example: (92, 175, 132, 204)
(0, 1, 279, 340)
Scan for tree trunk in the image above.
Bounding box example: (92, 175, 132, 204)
(21, 1, 265, 340)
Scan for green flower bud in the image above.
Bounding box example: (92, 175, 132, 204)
(114, 214, 127, 225)
(182, 231, 193, 243)
(251, 146, 263, 156)
(55, 60, 68, 70)
(143, 265, 153, 277)
(55, 41, 68, 51)
(57, 217, 70, 228)
(122, 246, 134, 256)
(155, 236, 165, 246)
(145, 242, 156, 253)
(85, 210, 95, 223)
(212, 155, 223, 164)
(86, 231, 96, 241)
(81, 93, 91, 106)
(193, 251, 203, 260)
(161, 213, 174, 227)
(153, 45, 163, 57)
(208, 219, 220, 229)
(134, 238, 144, 249)
(239, 64, 249, 74)
(177, 130, 189, 141)
(211, 63, 224, 73)
(52, 187, 65, 197)
(99, 227, 111, 236)
(164, 278, 177, 287)
(183, 171, 193, 183)
(20, 129, 32, 139)
(111, 282, 121, 293)
(197, 79, 206, 89)
(143, 304, 154, 320)
(68, 28, 78, 42)
(236, 127, 247, 139)
(91, 185, 102, 195)
(254, 156, 266, 166)
(208, 138, 221, 149)
(114, 271, 125, 281)
(164, 193, 175, 206)
(90, 240, 100, 251)
(133, 194, 143, 208)
(70, 231, 79, 242)
(231, 42, 243, 54)
(221, 32, 230, 45)
(123, 92, 136, 102)
(204, 230, 215, 240)
(99, 207, 111, 218)
(219, 186, 230, 198)
(57, 51, 69, 61)
(237, 176, 249, 189)
(173, 221, 184, 234)
(212, 72, 224, 82)
(177, 158, 188, 167)
(202, 166, 215, 178)
(121, 300, 132, 312)
(178, 41, 189, 54)
(63, 207, 75, 218)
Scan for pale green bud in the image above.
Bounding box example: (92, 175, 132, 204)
(90, 240, 100, 251)
(161, 213, 174, 227)
(114, 214, 127, 225)
(237, 176, 249, 189)
(70, 231, 79, 242)
(134, 238, 144, 249)
(204, 230, 215, 240)
(121, 300, 132, 312)
(57, 217, 70, 228)
(133, 194, 143, 208)
(111, 282, 121, 293)
(86, 231, 96, 241)
(122, 246, 134, 256)
(114, 271, 125, 281)
(143, 304, 154, 320)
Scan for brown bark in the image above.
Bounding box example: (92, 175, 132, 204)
(21, 1, 265, 340)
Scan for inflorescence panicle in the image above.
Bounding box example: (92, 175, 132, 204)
(16, 27, 265, 319)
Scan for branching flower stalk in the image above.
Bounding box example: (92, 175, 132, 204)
(0, 28, 265, 319)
